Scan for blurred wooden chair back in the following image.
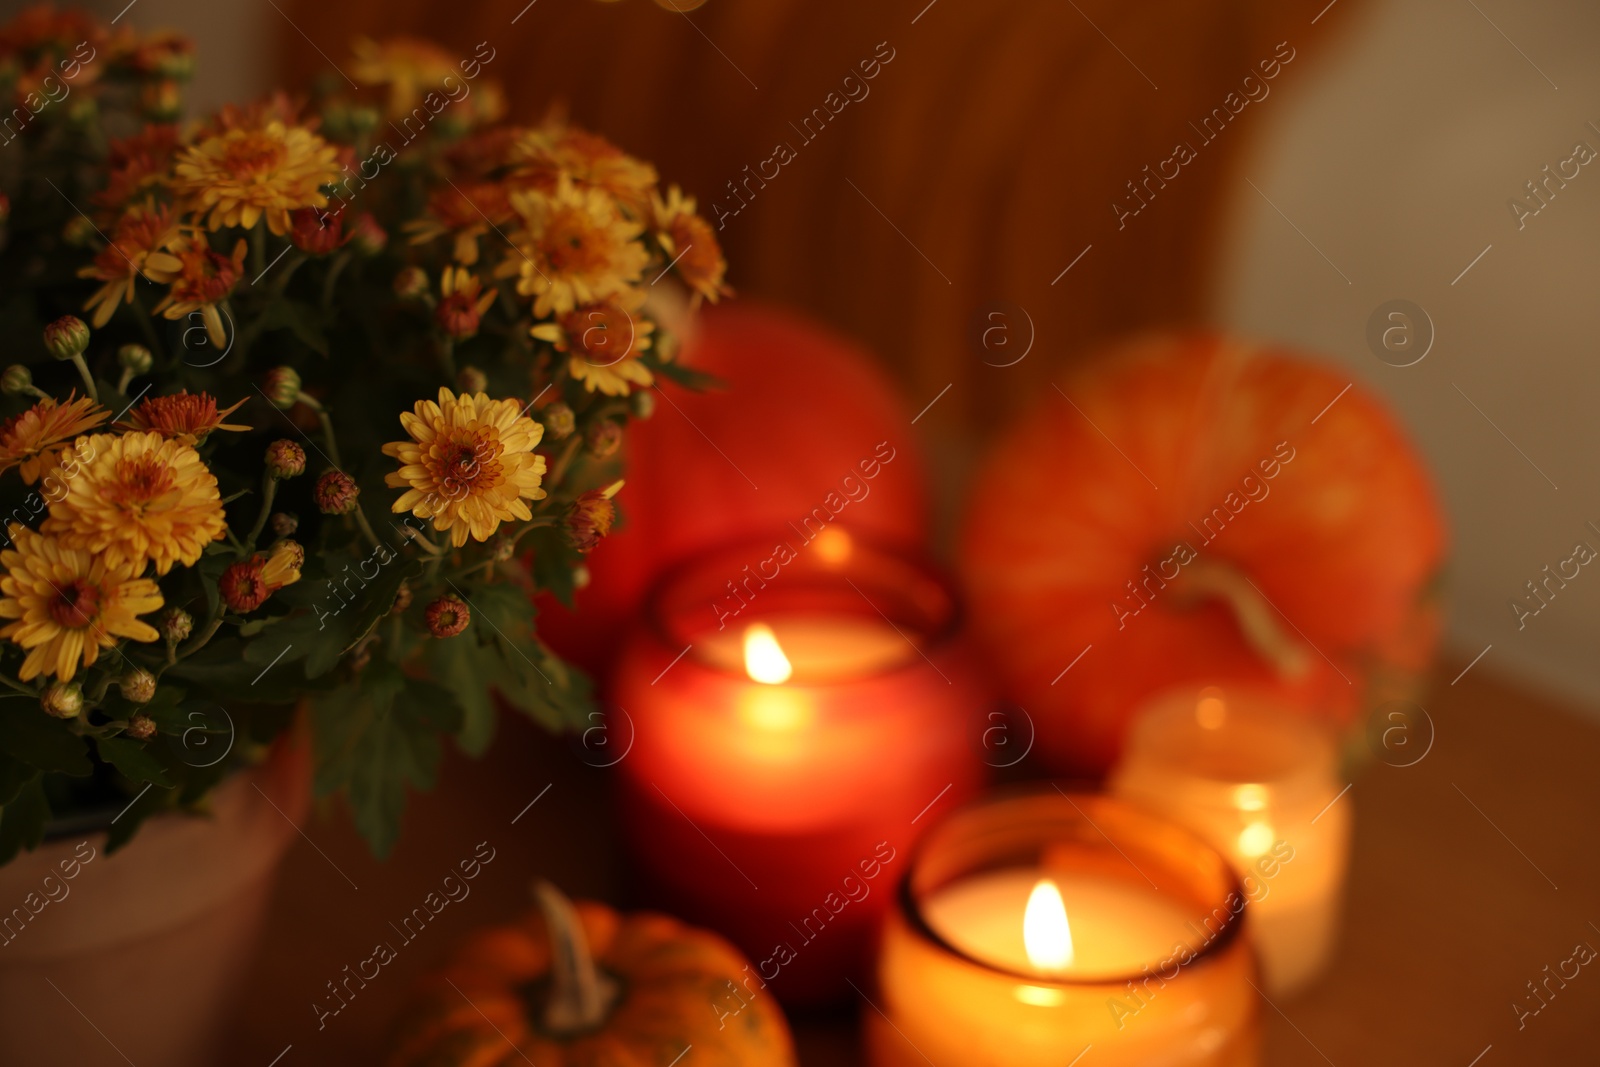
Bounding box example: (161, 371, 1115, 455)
(279, 0, 1346, 439)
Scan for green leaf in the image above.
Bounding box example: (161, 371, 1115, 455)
(94, 736, 174, 788)
(169, 638, 322, 704)
(427, 635, 496, 757)
(0, 752, 35, 807)
(0, 703, 92, 777)
(312, 661, 457, 858)
(485, 634, 592, 735)
(526, 525, 580, 609)
(254, 299, 330, 357)
(462, 581, 535, 644)
(0, 775, 49, 864)
(651, 361, 725, 391)
(237, 614, 289, 637)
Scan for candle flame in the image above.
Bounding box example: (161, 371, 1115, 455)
(1023, 878, 1073, 973)
(1238, 821, 1276, 857)
(743, 623, 793, 685)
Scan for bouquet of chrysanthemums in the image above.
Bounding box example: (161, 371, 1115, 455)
(0, 6, 727, 859)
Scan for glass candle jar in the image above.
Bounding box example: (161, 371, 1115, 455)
(612, 528, 989, 1005)
(1109, 684, 1352, 997)
(868, 788, 1261, 1067)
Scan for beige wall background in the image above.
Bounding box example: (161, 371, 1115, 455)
(1215, 0, 1600, 712)
(8, 0, 1594, 713)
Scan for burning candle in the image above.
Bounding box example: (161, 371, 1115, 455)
(1109, 685, 1352, 996)
(868, 790, 1260, 1066)
(613, 530, 988, 1005)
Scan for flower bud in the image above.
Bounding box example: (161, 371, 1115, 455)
(565, 482, 622, 553)
(139, 78, 182, 121)
(159, 606, 193, 643)
(584, 418, 622, 459)
(630, 389, 656, 420)
(424, 595, 470, 638)
(117, 344, 154, 375)
(265, 439, 306, 479)
(263, 366, 302, 409)
(349, 213, 387, 256)
(41, 682, 82, 719)
(219, 557, 269, 613)
(456, 366, 488, 395)
(390, 581, 413, 615)
(270, 511, 299, 537)
(1, 364, 32, 396)
(541, 402, 575, 440)
(393, 266, 429, 302)
(126, 713, 156, 740)
(119, 668, 156, 704)
(43, 315, 90, 361)
(289, 208, 344, 255)
(62, 214, 96, 247)
(314, 470, 360, 515)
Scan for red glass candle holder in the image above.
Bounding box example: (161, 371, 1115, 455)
(612, 529, 989, 1005)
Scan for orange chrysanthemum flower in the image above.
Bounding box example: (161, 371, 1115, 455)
(0, 527, 163, 682)
(118, 390, 250, 444)
(531, 291, 655, 397)
(504, 176, 648, 319)
(511, 122, 658, 217)
(78, 202, 182, 328)
(350, 36, 461, 121)
(170, 116, 340, 236)
(652, 185, 731, 304)
(43, 431, 228, 576)
(148, 234, 246, 348)
(381, 388, 547, 548)
(0, 394, 110, 484)
(94, 124, 182, 216)
(405, 180, 514, 266)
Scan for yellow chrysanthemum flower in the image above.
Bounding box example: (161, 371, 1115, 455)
(504, 176, 649, 319)
(0, 526, 163, 682)
(0, 394, 109, 484)
(652, 185, 731, 304)
(170, 118, 341, 236)
(42, 432, 229, 576)
(382, 388, 547, 548)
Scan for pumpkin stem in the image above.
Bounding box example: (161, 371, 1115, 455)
(1176, 559, 1313, 680)
(533, 880, 620, 1036)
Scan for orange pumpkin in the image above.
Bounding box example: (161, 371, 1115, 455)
(960, 333, 1447, 775)
(389, 883, 797, 1067)
(538, 301, 931, 676)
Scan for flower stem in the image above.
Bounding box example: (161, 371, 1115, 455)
(251, 222, 267, 279)
(243, 471, 277, 549)
(0, 673, 35, 698)
(68, 353, 98, 402)
(350, 505, 383, 553)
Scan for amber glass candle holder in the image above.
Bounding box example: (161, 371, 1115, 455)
(613, 529, 989, 1005)
(868, 789, 1261, 1067)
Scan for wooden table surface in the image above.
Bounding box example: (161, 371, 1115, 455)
(229, 659, 1600, 1065)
